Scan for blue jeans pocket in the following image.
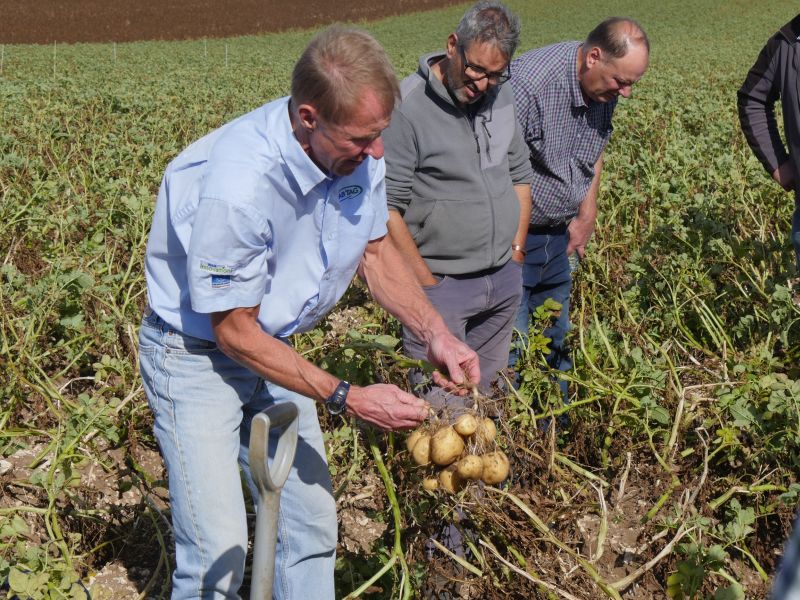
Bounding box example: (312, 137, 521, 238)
(163, 329, 218, 354)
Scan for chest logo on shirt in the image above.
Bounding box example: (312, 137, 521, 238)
(338, 185, 363, 202)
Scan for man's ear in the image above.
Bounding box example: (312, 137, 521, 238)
(446, 33, 459, 59)
(297, 103, 318, 132)
(585, 46, 603, 68)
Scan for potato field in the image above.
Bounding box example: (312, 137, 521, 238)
(1, 0, 799, 598)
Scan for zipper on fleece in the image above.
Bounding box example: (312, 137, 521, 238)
(462, 107, 497, 266)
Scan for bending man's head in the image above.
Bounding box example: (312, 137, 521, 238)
(443, 1, 521, 106)
(579, 17, 650, 103)
(291, 26, 400, 176)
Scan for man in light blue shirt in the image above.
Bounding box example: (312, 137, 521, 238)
(139, 26, 480, 600)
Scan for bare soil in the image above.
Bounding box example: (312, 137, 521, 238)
(0, 0, 462, 44)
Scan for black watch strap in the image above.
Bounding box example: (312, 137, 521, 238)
(325, 380, 350, 415)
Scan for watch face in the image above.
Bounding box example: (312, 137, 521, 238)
(326, 381, 349, 415)
(326, 395, 346, 415)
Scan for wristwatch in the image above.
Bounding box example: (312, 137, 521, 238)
(325, 380, 350, 415)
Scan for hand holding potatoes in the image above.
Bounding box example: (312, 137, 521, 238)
(346, 384, 430, 430)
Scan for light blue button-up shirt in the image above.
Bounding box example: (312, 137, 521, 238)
(144, 96, 389, 341)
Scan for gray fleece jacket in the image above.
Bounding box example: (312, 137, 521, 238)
(384, 52, 534, 276)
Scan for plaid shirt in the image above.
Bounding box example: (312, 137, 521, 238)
(511, 41, 616, 225)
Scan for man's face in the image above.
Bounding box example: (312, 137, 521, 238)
(305, 89, 391, 177)
(580, 43, 649, 104)
(444, 35, 510, 106)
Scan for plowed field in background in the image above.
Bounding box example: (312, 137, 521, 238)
(1, 0, 462, 44)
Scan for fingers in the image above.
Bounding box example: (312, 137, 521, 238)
(463, 355, 481, 386)
(431, 370, 464, 395)
(348, 384, 429, 431)
(388, 393, 430, 429)
(432, 370, 472, 396)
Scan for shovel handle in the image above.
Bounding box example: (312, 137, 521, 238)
(250, 402, 299, 494)
(249, 402, 299, 600)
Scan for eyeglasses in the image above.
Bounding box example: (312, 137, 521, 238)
(457, 44, 511, 85)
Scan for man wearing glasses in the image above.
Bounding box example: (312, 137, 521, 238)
(383, 1, 533, 411)
(508, 18, 649, 408)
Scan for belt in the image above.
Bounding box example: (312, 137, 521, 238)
(528, 223, 568, 235)
(433, 263, 506, 280)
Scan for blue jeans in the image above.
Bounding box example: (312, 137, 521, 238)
(771, 511, 800, 599)
(509, 226, 573, 402)
(139, 311, 336, 600)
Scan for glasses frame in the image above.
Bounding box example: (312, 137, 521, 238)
(457, 44, 511, 85)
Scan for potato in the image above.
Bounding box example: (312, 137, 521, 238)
(430, 426, 465, 466)
(481, 451, 510, 485)
(411, 434, 432, 466)
(453, 413, 478, 437)
(422, 477, 439, 491)
(474, 417, 497, 446)
(455, 455, 483, 480)
(439, 465, 464, 493)
(406, 428, 425, 453)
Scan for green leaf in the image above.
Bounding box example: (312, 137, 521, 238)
(12, 515, 30, 536)
(8, 566, 32, 592)
(714, 582, 744, 600)
(729, 400, 757, 428)
(648, 405, 671, 425)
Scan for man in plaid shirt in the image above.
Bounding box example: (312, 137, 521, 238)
(509, 17, 649, 404)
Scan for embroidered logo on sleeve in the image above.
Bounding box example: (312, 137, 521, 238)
(200, 261, 233, 275)
(338, 185, 364, 202)
(211, 275, 231, 289)
(200, 262, 233, 289)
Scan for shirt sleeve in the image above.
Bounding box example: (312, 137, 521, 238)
(508, 113, 534, 185)
(510, 71, 542, 149)
(382, 109, 418, 215)
(368, 158, 390, 239)
(187, 197, 273, 314)
(737, 34, 789, 174)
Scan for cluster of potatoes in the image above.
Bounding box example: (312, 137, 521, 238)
(406, 412, 510, 493)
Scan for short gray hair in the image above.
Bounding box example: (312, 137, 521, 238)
(454, 1, 521, 59)
(291, 25, 399, 126)
(585, 17, 650, 59)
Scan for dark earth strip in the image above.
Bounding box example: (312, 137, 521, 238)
(0, 0, 463, 45)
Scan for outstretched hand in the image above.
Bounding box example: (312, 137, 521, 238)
(425, 330, 481, 395)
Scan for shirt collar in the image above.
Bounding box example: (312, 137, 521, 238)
(568, 43, 588, 109)
(780, 14, 800, 43)
(275, 97, 331, 196)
